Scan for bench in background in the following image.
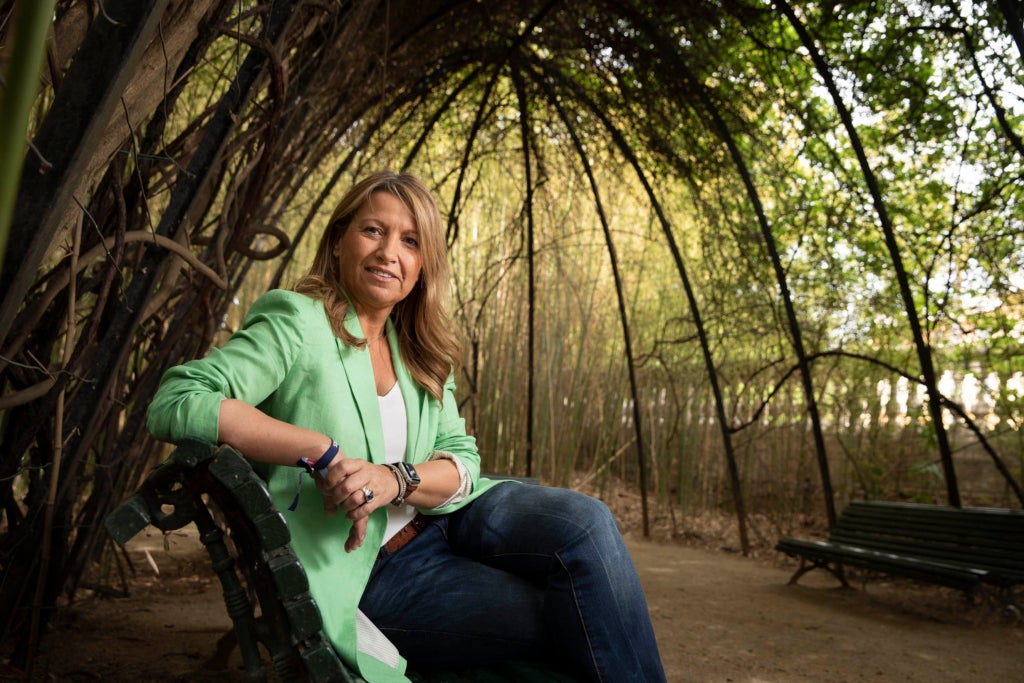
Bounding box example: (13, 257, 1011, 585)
(775, 500, 1024, 611)
(104, 439, 573, 682)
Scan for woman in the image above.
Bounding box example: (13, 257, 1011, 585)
(147, 171, 666, 682)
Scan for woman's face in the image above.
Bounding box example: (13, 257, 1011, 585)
(334, 191, 423, 318)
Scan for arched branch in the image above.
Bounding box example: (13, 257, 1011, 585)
(524, 55, 750, 554)
(777, 0, 960, 506)
(543, 70, 652, 538)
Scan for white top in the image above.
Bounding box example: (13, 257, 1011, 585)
(378, 382, 416, 544)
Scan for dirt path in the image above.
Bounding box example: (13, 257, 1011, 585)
(30, 527, 1023, 682)
(627, 534, 1021, 682)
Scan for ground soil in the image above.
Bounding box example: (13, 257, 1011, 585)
(15, 500, 1024, 683)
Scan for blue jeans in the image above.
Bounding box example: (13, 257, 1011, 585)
(358, 482, 667, 682)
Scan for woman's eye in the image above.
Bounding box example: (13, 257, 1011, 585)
(403, 236, 419, 247)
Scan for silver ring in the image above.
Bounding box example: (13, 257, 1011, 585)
(362, 486, 374, 503)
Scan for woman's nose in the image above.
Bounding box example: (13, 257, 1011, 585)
(376, 234, 398, 261)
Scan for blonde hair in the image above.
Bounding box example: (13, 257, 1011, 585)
(294, 171, 459, 402)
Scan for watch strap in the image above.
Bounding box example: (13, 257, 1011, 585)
(399, 462, 421, 493)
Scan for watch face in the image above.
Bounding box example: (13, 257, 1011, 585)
(399, 461, 421, 485)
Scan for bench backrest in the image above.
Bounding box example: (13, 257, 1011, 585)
(829, 500, 1024, 578)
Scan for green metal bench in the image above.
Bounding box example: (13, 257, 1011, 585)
(104, 439, 574, 682)
(775, 500, 1024, 607)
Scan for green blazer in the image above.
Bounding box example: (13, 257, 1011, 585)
(147, 289, 500, 682)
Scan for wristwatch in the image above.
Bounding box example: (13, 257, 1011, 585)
(387, 462, 421, 506)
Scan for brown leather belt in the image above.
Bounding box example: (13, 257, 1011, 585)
(382, 512, 430, 555)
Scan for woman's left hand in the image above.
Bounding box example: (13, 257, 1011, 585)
(315, 457, 399, 552)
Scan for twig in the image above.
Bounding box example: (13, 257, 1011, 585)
(27, 210, 82, 672)
(0, 231, 224, 381)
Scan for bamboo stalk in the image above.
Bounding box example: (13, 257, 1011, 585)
(0, 0, 57, 274)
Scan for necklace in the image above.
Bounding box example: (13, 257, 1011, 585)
(367, 332, 388, 357)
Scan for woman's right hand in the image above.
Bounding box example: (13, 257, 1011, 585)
(316, 457, 398, 552)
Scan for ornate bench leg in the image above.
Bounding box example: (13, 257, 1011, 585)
(193, 504, 268, 682)
(787, 558, 851, 589)
(832, 562, 851, 589)
(194, 493, 306, 681)
(978, 584, 1023, 625)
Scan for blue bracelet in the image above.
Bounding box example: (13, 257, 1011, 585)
(296, 440, 339, 475)
(290, 440, 338, 511)
(313, 440, 339, 475)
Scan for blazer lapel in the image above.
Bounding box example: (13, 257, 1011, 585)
(390, 325, 427, 461)
(336, 306, 385, 463)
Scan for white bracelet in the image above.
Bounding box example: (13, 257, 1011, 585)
(427, 450, 473, 508)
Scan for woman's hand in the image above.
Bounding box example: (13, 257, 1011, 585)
(316, 458, 400, 552)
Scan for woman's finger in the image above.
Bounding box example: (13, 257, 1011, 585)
(345, 517, 368, 552)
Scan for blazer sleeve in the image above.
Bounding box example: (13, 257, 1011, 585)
(146, 290, 310, 444)
(424, 373, 483, 507)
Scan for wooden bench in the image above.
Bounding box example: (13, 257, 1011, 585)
(775, 500, 1024, 606)
(104, 439, 574, 682)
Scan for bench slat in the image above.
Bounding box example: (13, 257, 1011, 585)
(829, 532, 1023, 559)
(775, 539, 984, 591)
